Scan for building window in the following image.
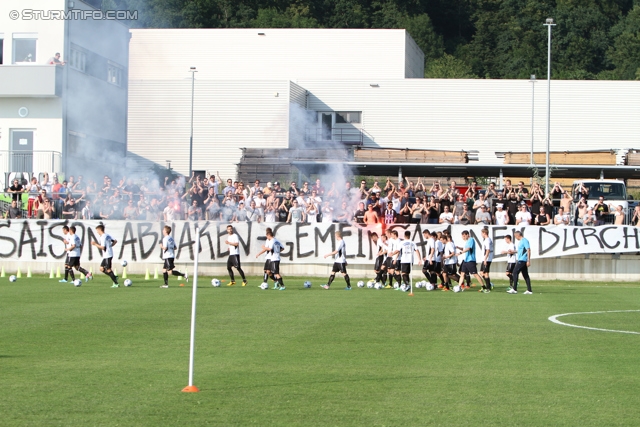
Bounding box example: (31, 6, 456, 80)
(69, 46, 86, 72)
(12, 33, 37, 63)
(335, 112, 361, 124)
(107, 62, 123, 86)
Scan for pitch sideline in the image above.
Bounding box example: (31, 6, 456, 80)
(548, 310, 640, 335)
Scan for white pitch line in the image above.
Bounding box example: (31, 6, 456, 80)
(548, 310, 640, 335)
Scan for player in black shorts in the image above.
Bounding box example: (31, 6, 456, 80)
(371, 232, 386, 284)
(322, 231, 351, 290)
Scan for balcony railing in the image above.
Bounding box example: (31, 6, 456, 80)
(0, 150, 63, 188)
(305, 127, 364, 146)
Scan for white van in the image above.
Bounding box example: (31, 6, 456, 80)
(572, 179, 628, 210)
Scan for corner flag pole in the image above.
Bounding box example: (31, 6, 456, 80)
(182, 226, 200, 393)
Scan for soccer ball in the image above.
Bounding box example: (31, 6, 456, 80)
(393, 282, 400, 289)
(124, 279, 133, 287)
(303, 281, 312, 288)
(453, 285, 462, 293)
(400, 284, 408, 292)
(374, 282, 383, 290)
(357, 280, 364, 288)
(260, 282, 269, 290)
(426, 283, 435, 291)
(121, 260, 128, 267)
(366, 280, 375, 289)
(415, 281, 423, 289)
(9, 275, 17, 282)
(73, 279, 82, 287)
(211, 279, 221, 287)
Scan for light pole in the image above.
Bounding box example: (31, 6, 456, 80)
(189, 66, 197, 178)
(529, 74, 536, 165)
(543, 18, 555, 195)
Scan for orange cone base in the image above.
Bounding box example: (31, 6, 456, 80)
(182, 385, 200, 392)
(408, 293, 414, 296)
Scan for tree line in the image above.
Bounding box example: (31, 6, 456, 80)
(103, 0, 640, 79)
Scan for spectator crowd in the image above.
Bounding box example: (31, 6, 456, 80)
(3, 172, 639, 227)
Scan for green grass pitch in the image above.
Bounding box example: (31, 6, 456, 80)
(1, 273, 639, 426)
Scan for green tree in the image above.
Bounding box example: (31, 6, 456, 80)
(604, 5, 640, 79)
(424, 54, 478, 78)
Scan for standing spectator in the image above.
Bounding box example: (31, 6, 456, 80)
(146, 198, 162, 221)
(4, 200, 22, 219)
(305, 192, 320, 223)
(353, 202, 366, 224)
(494, 203, 509, 225)
(123, 199, 140, 220)
(383, 201, 397, 225)
(574, 181, 589, 200)
(254, 192, 267, 221)
(475, 205, 492, 225)
(264, 197, 277, 223)
(8, 178, 24, 206)
(222, 178, 234, 197)
(515, 203, 532, 226)
(82, 200, 94, 220)
(439, 205, 454, 224)
(575, 197, 588, 225)
(246, 200, 261, 222)
(205, 197, 221, 221)
(459, 204, 473, 225)
(554, 207, 570, 226)
(551, 182, 565, 207)
(515, 181, 529, 201)
(287, 200, 305, 223)
(221, 192, 236, 222)
(278, 191, 293, 222)
(501, 179, 514, 198)
(453, 194, 465, 222)
(336, 201, 350, 223)
(36, 197, 54, 219)
(234, 201, 248, 222)
(631, 205, 640, 226)
(611, 205, 625, 225)
(560, 192, 572, 213)
(506, 188, 519, 224)
(321, 201, 334, 223)
(363, 204, 379, 224)
(593, 196, 609, 225)
(62, 198, 78, 220)
(250, 180, 263, 198)
(312, 178, 325, 196)
(410, 197, 426, 224)
(40, 172, 53, 195)
(26, 176, 41, 218)
(582, 208, 596, 226)
(426, 197, 439, 224)
(187, 199, 202, 221)
(530, 183, 544, 215)
(534, 207, 551, 226)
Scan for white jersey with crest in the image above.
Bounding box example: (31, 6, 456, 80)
(386, 238, 398, 260)
(227, 233, 240, 256)
(435, 240, 444, 263)
(269, 237, 282, 262)
(100, 233, 115, 259)
(505, 242, 516, 264)
(425, 238, 436, 262)
(482, 237, 494, 262)
(334, 239, 347, 263)
(69, 234, 82, 257)
(444, 241, 458, 265)
(162, 235, 177, 259)
(399, 239, 417, 264)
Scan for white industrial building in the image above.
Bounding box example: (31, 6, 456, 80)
(0, 0, 129, 188)
(128, 28, 640, 182)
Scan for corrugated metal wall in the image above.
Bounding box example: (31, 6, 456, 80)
(127, 80, 290, 180)
(301, 79, 640, 164)
(128, 29, 413, 81)
(404, 32, 424, 78)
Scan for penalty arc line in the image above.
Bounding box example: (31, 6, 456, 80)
(548, 310, 640, 335)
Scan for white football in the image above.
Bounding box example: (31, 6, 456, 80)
(374, 282, 383, 290)
(357, 280, 364, 288)
(453, 285, 461, 293)
(211, 279, 221, 287)
(303, 281, 312, 288)
(366, 280, 375, 289)
(426, 283, 435, 291)
(121, 260, 128, 267)
(400, 284, 408, 292)
(9, 275, 17, 282)
(393, 282, 400, 289)
(259, 282, 269, 290)
(124, 279, 133, 287)
(415, 282, 422, 289)
(73, 279, 82, 287)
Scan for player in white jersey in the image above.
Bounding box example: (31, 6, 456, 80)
(225, 225, 248, 286)
(159, 225, 188, 288)
(60, 225, 92, 283)
(434, 232, 446, 288)
(91, 224, 119, 287)
(372, 233, 388, 285)
(399, 230, 421, 292)
(388, 230, 403, 288)
(501, 234, 517, 290)
(322, 231, 352, 290)
(480, 228, 494, 290)
(440, 234, 459, 291)
(382, 229, 397, 288)
(421, 230, 438, 287)
(256, 228, 286, 290)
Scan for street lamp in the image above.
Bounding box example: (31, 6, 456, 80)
(543, 18, 556, 195)
(189, 66, 197, 178)
(529, 74, 536, 165)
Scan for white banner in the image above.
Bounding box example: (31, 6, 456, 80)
(0, 220, 639, 264)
